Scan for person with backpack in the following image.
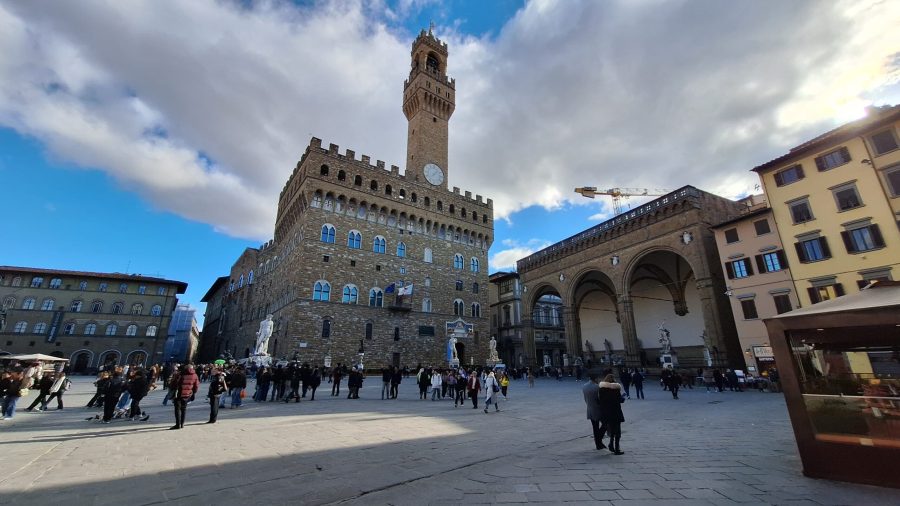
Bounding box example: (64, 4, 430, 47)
(483, 370, 500, 413)
(207, 371, 228, 424)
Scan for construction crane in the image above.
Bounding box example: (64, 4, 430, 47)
(574, 186, 673, 215)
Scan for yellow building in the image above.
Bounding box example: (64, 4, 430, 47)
(753, 105, 900, 306)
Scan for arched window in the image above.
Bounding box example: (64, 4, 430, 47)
(320, 224, 336, 243)
(470, 257, 480, 272)
(385, 184, 392, 196)
(78, 281, 88, 290)
(14, 321, 27, 333)
(342, 285, 358, 304)
(424, 197, 430, 207)
(437, 200, 443, 211)
(248, 270, 254, 285)
(449, 204, 455, 214)
(99, 283, 108, 292)
(473, 282, 479, 294)
(119, 283, 128, 293)
(22, 298, 36, 310)
(11, 276, 22, 287)
(471, 302, 481, 318)
(49, 278, 62, 289)
(396, 241, 406, 257)
(31, 277, 44, 288)
(238, 274, 244, 288)
(373, 236, 386, 254)
(320, 164, 329, 176)
(453, 299, 464, 316)
(105, 323, 118, 335)
(151, 304, 162, 316)
(3, 296, 15, 309)
(138, 285, 146, 294)
(91, 301, 103, 313)
(63, 323, 76, 335)
(455, 280, 463, 291)
(423, 248, 433, 263)
(369, 288, 383, 307)
(338, 170, 346, 181)
(85, 323, 97, 335)
(146, 325, 158, 337)
(454, 254, 464, 270)
(313, 281, 331, 301)
(422, 298, 432, 313)
(34, 322, 47, 334)
(130, 304, 142, 315)
(126, 324, 138, 336)
(411, 192, 417, 202)
(365, 322, 373, 339)
(398, 188, 406, 199)
(112, 302, 124, 314)
(347, 230, 361, 249)
(322, 319, 332, 338)
(311, 191, 323, 208)
(354, 175, 362, 186)
(41, 298, 55, 311)
(370, 180, 378, 191)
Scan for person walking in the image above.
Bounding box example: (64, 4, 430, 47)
(86, 371, 109, 408)
(669, 370, 681, 399)
(713, 369, 725, 392)
(0, 369, 26, 420)
(309, 367, 321, 400)
(466, 370, 481, 409)
(230, 366, 247, 408)
(285, 364, 301, 403)
(101, 370, 126, 424)
(483, 370, 500, 413)
(207, 371, 228, 424)
(619, 368, 632, 399)
(598, 374, 625, 455)
(390, 367, 402, 399)
(527, 368, 535, 388)
(417, 368, 430, 400)
(430, 369, 442, 401)
(170, 364, 199, 430)
(331, 364, 343, 396)
(26, 373, 55, 411)
(127, 369, 151, 421)
(381, 367, 392, 400)
(43, 372, 70, 410)
(582, 373, 607, 450)
(631, 369, 644, 400)
(499, 372, 510, 400)
(453, 370, 466, 407)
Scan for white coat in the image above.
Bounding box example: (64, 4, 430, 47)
(430, 373, 442, 390)
(483, 373, 498, 403)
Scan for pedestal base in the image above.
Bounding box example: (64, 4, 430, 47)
(449, 358, 460, 368)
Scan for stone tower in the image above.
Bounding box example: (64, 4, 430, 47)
(402, 29, 455, 189)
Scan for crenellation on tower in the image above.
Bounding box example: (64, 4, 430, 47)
(328, 143, 339, 154)
(345, 148, 355, 159)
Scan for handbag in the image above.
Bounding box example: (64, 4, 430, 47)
(492, 384, 500, 393)
(240, 389, 246, 399)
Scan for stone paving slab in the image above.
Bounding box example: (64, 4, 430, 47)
(1, 377, 899, 505)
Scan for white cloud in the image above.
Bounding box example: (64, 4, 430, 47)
(489, 239, 551, 271)
(1, 0, 899, 240)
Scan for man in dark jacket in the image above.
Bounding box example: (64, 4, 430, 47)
(170, 365, 199, 429)
(26, 374, 55, 411)
(631, 370, 645, 400)
(619, 368, 632, 399)
(582, 373, 606, 450)
(229, 367, 247, 408)
(598, 374, 625, 455)
(381, 367, 392, 400)
(331, 364, 343, 396)
(390, 367, 402, 399)
(102, 371, 126, 423)
(127, 370, 150, 421)
(300, 363, 312, 398)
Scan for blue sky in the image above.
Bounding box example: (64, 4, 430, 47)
(2, 0, 899, 323)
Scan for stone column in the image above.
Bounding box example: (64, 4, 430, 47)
(695, 276, 731, 368)
(618, 295, 640, 367)
(521, 317, 537, 368)
(562, 306, 581, 364)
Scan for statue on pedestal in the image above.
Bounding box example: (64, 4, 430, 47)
(658, 323, 672, 354)
(488, 335, 499, 363)
(449, 335, 459, 361)
(253, 314, 274, 365)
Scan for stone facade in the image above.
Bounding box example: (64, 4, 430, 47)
(203, 30, 494, 369)
(0, 266, 187, 372)
(517, 186, 745, 369)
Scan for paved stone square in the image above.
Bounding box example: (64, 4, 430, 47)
(1, 376, 899, 505)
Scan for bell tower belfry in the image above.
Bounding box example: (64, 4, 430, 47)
(402, 29, 455, 188)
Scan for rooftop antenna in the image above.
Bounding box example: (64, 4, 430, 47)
(429, 20, 435, 34)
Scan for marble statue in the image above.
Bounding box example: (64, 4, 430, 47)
(449, 335, 459, 361)
(658, 323, 672, 354)
(488, 335, 499, 362)
(254, 314, 274, 357)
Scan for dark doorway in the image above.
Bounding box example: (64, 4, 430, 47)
(392, 352, 400, 369)
(455, 342, 465, 366)
(72, 352, 90, 374)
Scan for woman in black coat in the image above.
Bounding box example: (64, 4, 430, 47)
(598, 374, 626, 455)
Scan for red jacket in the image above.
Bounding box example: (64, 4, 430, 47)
(170, 371, 200, 399)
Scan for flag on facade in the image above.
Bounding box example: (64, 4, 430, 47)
(384, 283, 396, 293)
(398, 284, 413, 296)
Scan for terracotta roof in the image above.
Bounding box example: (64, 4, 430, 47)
(0, 265, 187, 293)
(752, 104, 900, 174)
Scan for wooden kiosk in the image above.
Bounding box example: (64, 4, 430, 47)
(763, 281, 900, 488)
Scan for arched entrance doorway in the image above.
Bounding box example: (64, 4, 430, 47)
(530, 288, 567, 370)
(627, 250, 706, 368)
(71, 350, 93, 374)
(455, 342, 466, 366)
(98, 350, 121, 371)
(572, 270, 621, 369)
(127, 350, 147, 367)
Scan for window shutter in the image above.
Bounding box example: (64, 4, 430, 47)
(840, 231, 855, 253)
(807, 287, 819, 304)
(776, 249, 789, 269)
(835, 283, 845, 297)
(725, 262, 735, 279)
(744, 258, 754, 275)
(870, 224, 885, 248)
(815, 156, 826, 171)
(840, 147, 851, 163)
(794, 242, 808, 263)
(819, 237, 831, 258)
(755, 255, 766, 273)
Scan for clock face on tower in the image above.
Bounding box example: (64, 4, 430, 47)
(423, 163, 445, 186)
